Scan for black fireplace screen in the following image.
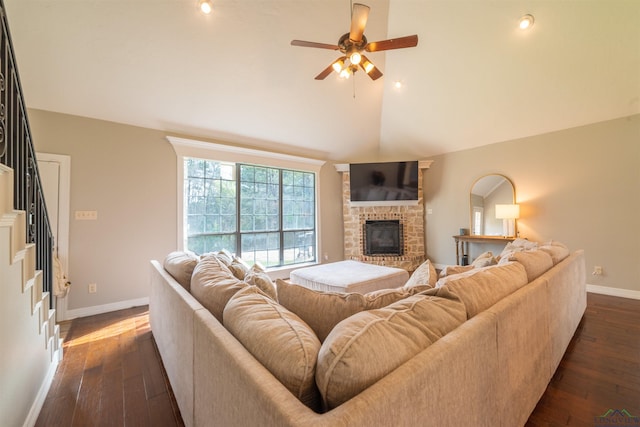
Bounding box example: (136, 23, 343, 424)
(363, 220, 403, 256)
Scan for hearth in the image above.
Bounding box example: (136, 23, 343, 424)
(363, 220, 403, 256)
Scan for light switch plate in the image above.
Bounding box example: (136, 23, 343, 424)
(75, 210, 98, 220)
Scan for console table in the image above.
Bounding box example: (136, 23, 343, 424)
(453, 235, 515, 265)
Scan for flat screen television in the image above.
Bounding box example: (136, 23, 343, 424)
(349, 161, 419, 204)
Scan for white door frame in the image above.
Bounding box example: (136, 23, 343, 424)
(37, 152, 71, 321)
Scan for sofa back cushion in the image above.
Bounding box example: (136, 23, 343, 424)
(435, 262, 528, 318)
(244, 263, 278, 301)
(163, 251, 199, 291)
(315, 288, 466, 410)
(227, 256, 250, 280)
(538, 241, 570, 265)
(276, 279, 369, 342)
(472, 251, 498, 268)
(191, 254, 248, 322)
(276, 279, 428, 342)
(499, 250, 554, 282)
(223, 286, 322, 411)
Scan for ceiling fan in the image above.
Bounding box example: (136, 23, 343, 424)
(291, 3, 418, 81)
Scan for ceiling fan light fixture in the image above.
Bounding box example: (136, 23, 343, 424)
(362, 59, 374, 74)
(339, 68, 352, 79)
(519, 14, 534, 29)
(198, 0, 213, 14)
(349, 51, 362, 65)
(332, 59, 345, 73)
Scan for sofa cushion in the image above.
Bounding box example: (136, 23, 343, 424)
(223, 286, 322, 411)
(539, 241, 570, 265)
(439, 264, 474, 278)
(200, 248, 233, 265)
(190, 254, 248, 322)
(316, 289, 466, 410)
(163, 251, 198, 291)
(497, 238, 538, 260)
(364, 286, 427, 307)
(472, 251, 497, 268)
(403, 259, 437, 288)
(276, 279, 369, 342)
(276, 279, 427, 342)
(244, 264, 277, 301)
(227, 256, 250, 280)
(435, 262, 528, 318)
(499, 250, 554, 282)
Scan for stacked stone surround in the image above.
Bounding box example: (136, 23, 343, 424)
(338, 161, 432, 272)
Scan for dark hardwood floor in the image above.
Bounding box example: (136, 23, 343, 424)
(526, 293, 640, 426)
(35, 306, 183, 427)
(35, 293, 639, 426)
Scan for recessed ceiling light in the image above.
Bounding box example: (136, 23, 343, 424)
(519, 14, 534, 30)
(394, 81, 403, 89)
(198, 0, 213, 14)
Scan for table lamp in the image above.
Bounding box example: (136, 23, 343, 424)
(495, 204, 520, 237)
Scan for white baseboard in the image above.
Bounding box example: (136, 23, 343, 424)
(23, 347, 62, 427)
(64, 297, 149, 320)
(587, 284, 640, 300)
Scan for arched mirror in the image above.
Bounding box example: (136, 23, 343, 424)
(470, 175, 516, 236)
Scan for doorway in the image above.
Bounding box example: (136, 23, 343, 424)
(36, 153, 71, 321)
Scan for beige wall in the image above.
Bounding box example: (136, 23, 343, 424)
(28, 109, 177, 312)
(424, 114, 640, 292)
(27, 109, 345, 313)
(27, 109, 639, 315)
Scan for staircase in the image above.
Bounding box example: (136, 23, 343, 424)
(0, 2, 63, 423)
(0, 164, 62, 426)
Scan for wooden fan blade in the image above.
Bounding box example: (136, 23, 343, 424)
(365, 35, 418, 52)
(315, 64, 335, 80)
(315, 56, 348, 80)
(349, 3, 370, 42)
(291, 40, 339, 50)
(359, 54, 383, 80)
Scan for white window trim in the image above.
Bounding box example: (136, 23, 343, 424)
(166, 136, 325, 274)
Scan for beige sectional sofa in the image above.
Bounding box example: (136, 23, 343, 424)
(149, 242, 586, 427)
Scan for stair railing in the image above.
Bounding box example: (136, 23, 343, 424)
(0, 1, 53, 303)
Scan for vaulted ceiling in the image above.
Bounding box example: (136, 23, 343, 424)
(5, 0, 639, 161)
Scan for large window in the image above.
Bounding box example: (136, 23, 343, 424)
(184, 157, 316, 267)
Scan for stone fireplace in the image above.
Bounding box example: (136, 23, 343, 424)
(335, 161, 432, 272)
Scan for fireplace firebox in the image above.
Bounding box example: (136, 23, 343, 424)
(363, 220, 403, 256)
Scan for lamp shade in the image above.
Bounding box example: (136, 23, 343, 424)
(495, 204, 520, 219)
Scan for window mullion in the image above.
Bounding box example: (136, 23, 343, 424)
(279, 169, 284, 265)
(236, 163, 242, 256)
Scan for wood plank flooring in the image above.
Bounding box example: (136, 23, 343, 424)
(35, 293, 639, 426)
(35, 306, 183, 427)
(526, 293, 640, 426)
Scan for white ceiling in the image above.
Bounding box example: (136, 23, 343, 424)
(4, 0, 640, 161)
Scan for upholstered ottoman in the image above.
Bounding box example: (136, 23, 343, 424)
(289, 260, 409, 294)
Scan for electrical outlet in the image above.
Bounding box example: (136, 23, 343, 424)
(592, 266, 603, 276)
(88, 283, 97, 293)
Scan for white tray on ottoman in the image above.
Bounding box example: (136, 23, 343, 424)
(289, 260, 409, 294)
